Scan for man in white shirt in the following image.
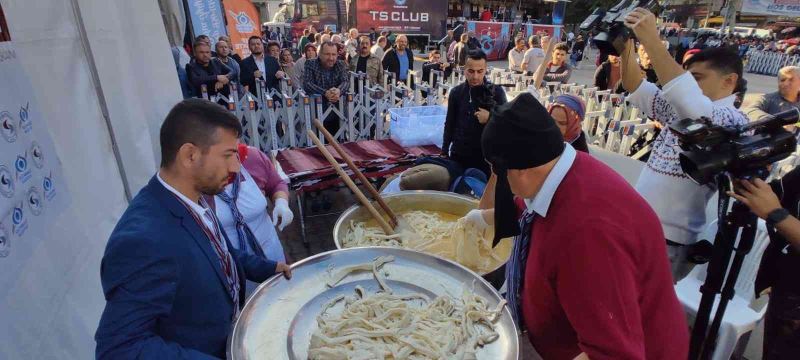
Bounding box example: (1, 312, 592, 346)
(521, 35, 546, 75)
(371, 36, 387, 61)
(621, 8, 748, 282)
(345, 28, 360, 59)
(508, 37, 526, 73)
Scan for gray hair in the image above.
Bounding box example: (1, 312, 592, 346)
(779, 66, 800, 78)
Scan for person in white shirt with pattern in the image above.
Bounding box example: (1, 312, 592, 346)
(621, 8, 749, 282)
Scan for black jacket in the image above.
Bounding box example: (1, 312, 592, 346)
(443, 81, 507, 157)
(240, 54, 280, 95)
(382, 47, 415, 85)
(421, 61, 452, 86)
(755, 167, 800, 297)
(593, 61, 624, 93)
(570, 131, 589, 153)
(185, 59, 231, 97)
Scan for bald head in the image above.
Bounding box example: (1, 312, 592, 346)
(395, 34, 408, 51)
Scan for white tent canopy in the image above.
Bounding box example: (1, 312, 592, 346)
(0, 0, 181, 357)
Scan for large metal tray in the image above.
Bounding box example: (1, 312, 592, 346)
(332, 191, 514, 276)
(228, 247, 519, 360)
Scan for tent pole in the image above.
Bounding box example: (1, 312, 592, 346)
(68, 0, 133, 202)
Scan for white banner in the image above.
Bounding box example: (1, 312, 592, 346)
(742, 0, 800, 17)
(0, 41, 68, 264)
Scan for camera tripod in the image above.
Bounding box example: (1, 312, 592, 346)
(688, 174, 759, 360)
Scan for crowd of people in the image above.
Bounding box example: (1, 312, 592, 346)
(123, 8, 800, 359)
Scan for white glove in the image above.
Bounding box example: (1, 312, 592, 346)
(271, 198, 294, 231)
(463, 209, 490, 231)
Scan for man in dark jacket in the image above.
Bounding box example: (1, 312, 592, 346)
(442, 50, 506, 175)
(240, 36, 283, 96)
(467, 31, 481, 51)
(185, 42, 231, 99)
(728, 169, 800, 359)
(382, 34, 415, 87)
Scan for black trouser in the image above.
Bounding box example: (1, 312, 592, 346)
(320, 99, 341, 137)
(764, 291, 800, 360)
(450, 152, 490, 177)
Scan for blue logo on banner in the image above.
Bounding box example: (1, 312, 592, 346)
(27, 187, 43, 216)
(15, 154, 32, 184)
(0, 165, 13, 198)
(480, 34, 495, 54)
(12, 205, 28, 237)
(395, 0, 407, 5)
(0, 222, 9, 258)
(43, 175, 56, 201)
(19, 102, 32, 134)
(228, 11, 255, 33)
(30, 141, 44, 169)
(0, 111, 17, 143)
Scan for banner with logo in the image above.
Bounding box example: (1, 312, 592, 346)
(525, 24, 560, 38)
(742, 0, 800, 17)
(464, 22, 560, 61)
(355, 0, 448, 38)
(187, 0, 228, 46)
(0, 41, 68, 260)
(466, 21, 511, 61)
(223, 0, 261, 58)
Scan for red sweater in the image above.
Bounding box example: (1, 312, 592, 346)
(520, 152, 688, 359)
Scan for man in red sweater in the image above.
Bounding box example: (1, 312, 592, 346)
(463, 93, 688, 359)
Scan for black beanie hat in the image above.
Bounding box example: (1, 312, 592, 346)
(481, 92, 565, 245)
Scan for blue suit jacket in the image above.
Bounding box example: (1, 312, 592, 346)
(95, 176, 278, 359)
(239, 55, 280, 96)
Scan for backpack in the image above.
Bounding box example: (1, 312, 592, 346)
(450, 168, 488, 198)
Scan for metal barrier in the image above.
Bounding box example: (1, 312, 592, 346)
(198, 67, 656, 159)
(744, 50, 800, 76)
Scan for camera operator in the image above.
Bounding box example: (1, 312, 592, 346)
(729, 173, 800, 359)
(620, 8, 749, 282)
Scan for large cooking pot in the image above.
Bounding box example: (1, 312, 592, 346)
(332, 190, 512, 277)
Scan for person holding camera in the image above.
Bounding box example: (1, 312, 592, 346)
(442, 50, 507, 176)
(620, 8, 749, 282)
(727, 172, 800, 359)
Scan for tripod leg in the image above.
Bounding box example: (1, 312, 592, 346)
(700, 209, 759, 359)
(689, 216, 738, 359)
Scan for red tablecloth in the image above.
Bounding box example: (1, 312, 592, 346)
(276, 139, 440, 192)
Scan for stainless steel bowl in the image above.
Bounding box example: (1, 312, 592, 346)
(332, 190, 512, 276)
(227, 247, 519, 360)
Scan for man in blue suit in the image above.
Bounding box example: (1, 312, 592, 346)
(95, 99, 292, 359)
(240, 36, 284, 96)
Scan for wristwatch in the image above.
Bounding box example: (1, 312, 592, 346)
(766, 208, 791, 228)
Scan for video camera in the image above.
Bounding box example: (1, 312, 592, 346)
(579, 0, 658, 56)
(669, 109, 800, 185)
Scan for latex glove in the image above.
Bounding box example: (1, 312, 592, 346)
(271, 198, 294, 231)
(463, 209, 490, 231)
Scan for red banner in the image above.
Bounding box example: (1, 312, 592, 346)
(465, 22, 560, 61)
(223, 0, 262, 58)
(355, 0, 447, 38)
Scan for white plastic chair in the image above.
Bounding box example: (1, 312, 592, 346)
(675, 219, 771, 360)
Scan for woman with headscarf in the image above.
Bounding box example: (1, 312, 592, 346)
(547, 94, 589, 153)
(279, 48, 297, 91)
